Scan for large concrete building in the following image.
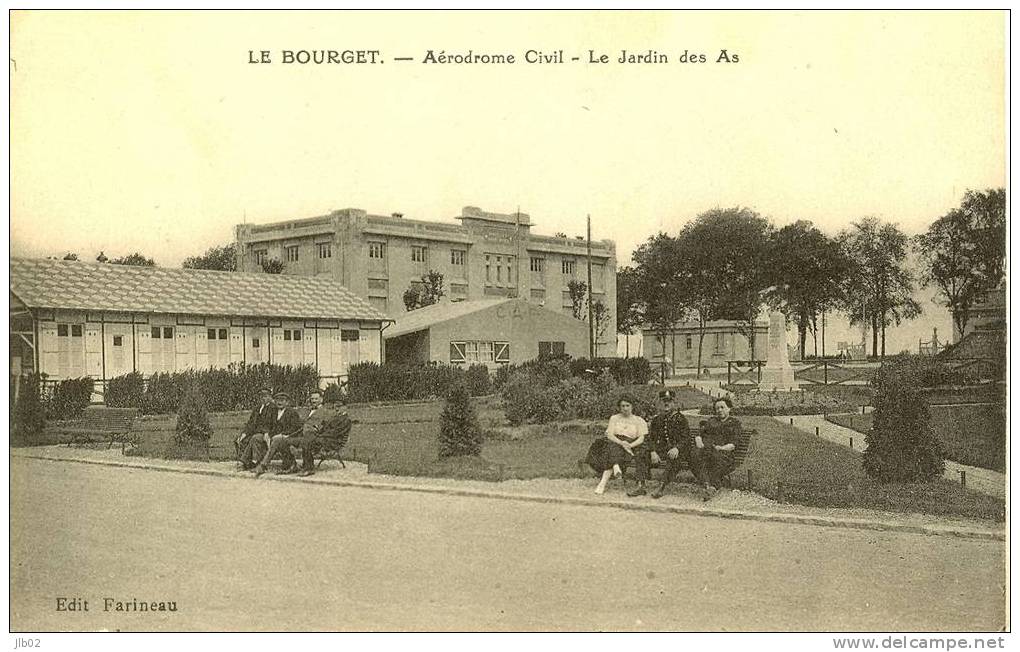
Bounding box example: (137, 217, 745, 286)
(234, 206, 617, 353)
(9, 258, 390, 385)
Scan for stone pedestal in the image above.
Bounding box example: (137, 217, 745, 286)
(759, 311, 798, 391)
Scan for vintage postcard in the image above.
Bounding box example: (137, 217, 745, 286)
(8, 9, 1008, 639)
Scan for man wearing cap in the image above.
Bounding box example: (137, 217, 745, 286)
(252, 391, 303, 477)
(628, 389, 690, 498)
(235, 387, 275, 471)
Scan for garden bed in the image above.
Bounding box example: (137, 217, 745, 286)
(701, 388, 859, 416)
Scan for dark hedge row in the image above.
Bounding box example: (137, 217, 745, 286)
(346, 362, 493, 403)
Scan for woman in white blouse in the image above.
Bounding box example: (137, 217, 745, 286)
(587, 395, 648, 495)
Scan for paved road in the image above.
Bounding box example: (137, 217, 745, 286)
(10, 457, 1006, 631)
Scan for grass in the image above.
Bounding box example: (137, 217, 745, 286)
(736, 417, 1003, 521)
(827, 404, 1006, 473)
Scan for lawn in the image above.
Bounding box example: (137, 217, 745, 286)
(827, 403, 1006, 473)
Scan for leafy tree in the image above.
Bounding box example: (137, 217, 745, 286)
(438, 384, 483, 458)
(679, 208, 772, 368)
(838, 218, 920, 357)
(915, 188, 1006, 340)
(109, 252, 156, 266)
(261, 258, 285, 274)
(95, 251, 109, 263)
(403, 270, 445, 311)
(175, 384, 212, 444)
(183, 244, 237, 271)
(567, 279, 588, 320)
(631, 233, 690, 371)
(615, 266, 643, 357)
(12, 373, 45, 443)
(766, 221, 852, 359)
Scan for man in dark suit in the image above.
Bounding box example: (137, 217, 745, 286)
(252, 391, 303, 477)
(236, 387, 275, 470)
(287, 391, 352, 477)
(628, 389, 691, 498)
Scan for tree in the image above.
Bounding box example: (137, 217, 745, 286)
(631, 233, 690, 372)
(95, 251, 109, 263)
(261, 258, 285, 274)
(109, 252, 156, 266)
(403, 270, 445, 311)
(62, 253, 78, 261)
(679, 208, 773, 368)
(838, 218, 920, 358)
(766, 221, 852, 359)
(588, 299, 612, 357)
(615, 267, 644, 357)
(915, 188, 1006, 340)
(12, 373, 45, 443)
(438, 384, 483, 458)
(183, 244, 237, 271)
(567, 280, 587, 320)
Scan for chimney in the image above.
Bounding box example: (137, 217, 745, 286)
(392, 212, 404, 219)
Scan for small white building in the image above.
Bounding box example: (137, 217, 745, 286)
(9, 258, 391, 385)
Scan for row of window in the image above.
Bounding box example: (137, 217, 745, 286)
(449, 341, 511, 364)
(364, 242, 586, 277)
(56, 324, 359, 345)
(253, 243, 334, 265)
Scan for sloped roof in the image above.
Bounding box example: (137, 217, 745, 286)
(9, 258, 390, 322)
(385, 298, 513, 338)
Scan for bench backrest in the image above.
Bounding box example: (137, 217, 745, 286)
(80, 406, 141, 430)
(691, 427, 755, 462)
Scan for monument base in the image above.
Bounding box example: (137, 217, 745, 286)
(759, 366, 798, 391)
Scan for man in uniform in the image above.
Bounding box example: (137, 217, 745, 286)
(236, 387, 275, 471)
(252, 391, 303, 477)
(627, 389, 691, 498)
(691, 396, 742, 500)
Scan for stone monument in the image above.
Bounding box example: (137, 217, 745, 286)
(759, 310, 798, 391)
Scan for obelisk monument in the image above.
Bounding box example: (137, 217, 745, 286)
(759, 310, 798, 391)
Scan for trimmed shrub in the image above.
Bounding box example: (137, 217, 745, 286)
(47, 377, 94, 420)
(169, 384, 213, 461)
(465, 364, 493, 396)
(12, 374, 45, 442)
(438, 384, 483, 457)
(569, 357, 652, 386)
(863, 359, 946, 482)
(502, 375, 561, 426)
(106, 372, 145, 409)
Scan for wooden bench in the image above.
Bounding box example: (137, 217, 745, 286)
(290, 414, 353, 470)
(62, 406, 141, 452)
(620, 428, 756, 487)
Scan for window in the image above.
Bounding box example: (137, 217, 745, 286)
(152, 326, 161, 339)
(207, 328, 216, 340)
(71, 325, 83, 337)
(286, 245, 299, 262)
(562, 259, 576, 275)
(485, 255, 492, 282)
(252, 338, 260, 349)
(496, 257, 503, 283)
(368, 242, 385, 259)
(219, 328, 227, 340)
(714, 333, 723, 353)
(317, 243, 332, 259)
(284, 330, 290, 341)
(341, 329, 360, 341)
(464, 341, 479, 362)
(539, 341, 566, 358)
(480, 341, 495, 363)
(164, 327, 174, 339)
(530, 257, 544, 272)
(57, 324, 69, 337)
(411, 246, 428, 263)
(113, 335, 123, 346)
(283, 329, 303, 341)
(449, 341, 508, 365)
(450, 250, 465, 265)
(253, 249, 268, 265)
(686, 335, 693, 350)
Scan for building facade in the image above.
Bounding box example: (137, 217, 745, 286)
(9, 258, 390, 385)
(234, 206, 617, 353)
(383, 298, 590, 369)
(640, 320, 768, 371)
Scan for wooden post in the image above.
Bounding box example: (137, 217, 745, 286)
(586, 214, 595, 358)
(960, 470, 967, 488)
(815, 426, 819, 436)
(849, 437, 854, 450)
(746, 469, 753, 488)
(790, 417, 794, 425)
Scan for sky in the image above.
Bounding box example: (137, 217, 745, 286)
(9, 10, 1007, 352)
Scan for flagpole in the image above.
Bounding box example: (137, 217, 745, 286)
(587, 214, 595, 358)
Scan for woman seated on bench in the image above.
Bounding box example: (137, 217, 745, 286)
(690, 396, 742, 500)
(585, 395, 648, 495)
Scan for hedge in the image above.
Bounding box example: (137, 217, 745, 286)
(346, 362, 492, 403)
(46, 377, 94, 420)
(104, 363, 319, 414)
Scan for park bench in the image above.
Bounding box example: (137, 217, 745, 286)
(62, 406, 141, 452)
(288, 413, 353, 470)
(618, 427, 757, 488)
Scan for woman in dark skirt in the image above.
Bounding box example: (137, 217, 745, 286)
(586, 395, 648, 494)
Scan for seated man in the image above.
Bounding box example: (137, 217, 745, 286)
(252, 391, 303, 477)
(690, 396, 742, 500)
(287, 392, 351, 477)
(628, 389, 691, 498)
(236, 387, 275, 470)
